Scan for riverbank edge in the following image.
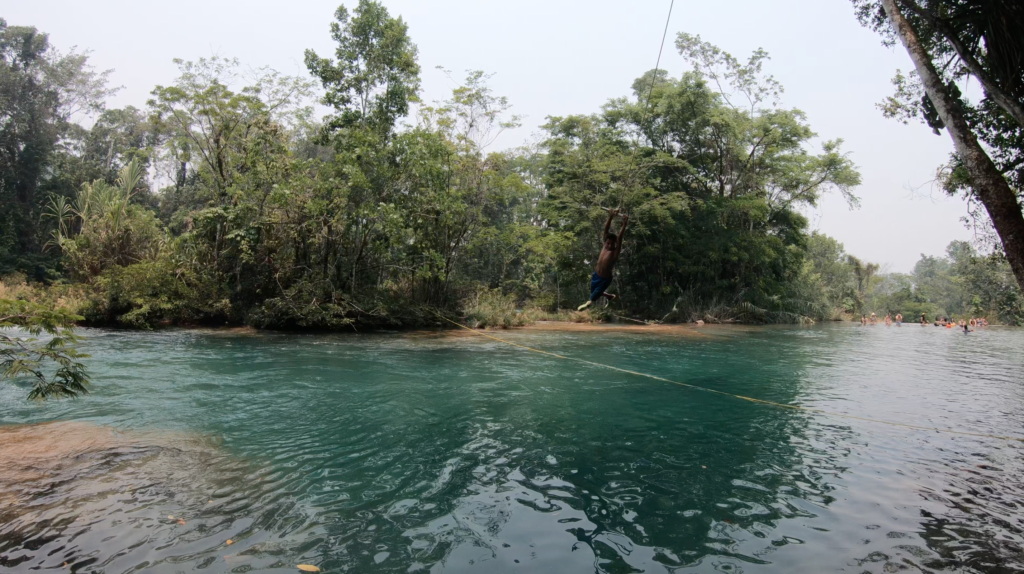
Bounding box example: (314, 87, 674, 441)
(1, 277, 775, 331)
(4, 277, 921, 332)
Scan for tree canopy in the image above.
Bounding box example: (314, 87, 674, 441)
(0, 1, 1018, 346)
(854, 0, 1024, 289)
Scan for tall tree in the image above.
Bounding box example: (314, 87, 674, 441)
(541, 36, 861, 319)
(0, 19, 114, 275)
(889, 0, 1024, 128)
(149, 57, 311, 198)
(304, 1, 420, 141)
(0, 20, 61, 263)
(854, 0, 1024, 291)
(304, 1, 421, 295)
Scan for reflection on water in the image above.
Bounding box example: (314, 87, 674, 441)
(0, 324, 1022, 573)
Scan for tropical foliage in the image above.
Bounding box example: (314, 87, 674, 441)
(1, 1, 1020, 338)
(853, 0, 1024, 290)
(0, 298, 88, 399)
(539, 33, 861, 321)
(807, 235, 1023, 324)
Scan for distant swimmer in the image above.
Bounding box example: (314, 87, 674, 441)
(920, 313, 927, 326)
(895, 313, 903, 325)
(861, 315, 868, 326)
(578, 209, 628, 311)
(869, 312, 877, 325)
(884, 313, 893, 326)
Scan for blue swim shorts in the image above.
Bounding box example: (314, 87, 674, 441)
(590, 272, 613, 302)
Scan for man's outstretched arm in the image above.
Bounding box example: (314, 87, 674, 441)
(617, 214, 629, 251)
(602, 208, 618, 240)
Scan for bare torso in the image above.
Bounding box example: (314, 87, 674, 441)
(593, 212, 627, 280)
(595, 246, 619, 278)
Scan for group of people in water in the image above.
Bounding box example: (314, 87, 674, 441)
(859, 312, 988, 332)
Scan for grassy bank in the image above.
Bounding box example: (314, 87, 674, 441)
(2, 274, 1013, 332)
(0, 277, 603, 331)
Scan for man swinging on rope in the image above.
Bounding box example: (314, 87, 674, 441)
(578, 209, 628, 311)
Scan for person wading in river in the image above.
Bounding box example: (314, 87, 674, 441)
(578, 209, 629, 311)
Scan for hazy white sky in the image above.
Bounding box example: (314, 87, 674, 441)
(6, 0, 977, 271)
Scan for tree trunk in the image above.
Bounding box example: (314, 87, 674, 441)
(556, 271, 560, 311)
(176, 161, 187, 190)
(896, 0, 1024, 130)
(882, 0, 1024, 292)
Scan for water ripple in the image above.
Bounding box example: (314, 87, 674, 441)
(1, 324, 1022, 573)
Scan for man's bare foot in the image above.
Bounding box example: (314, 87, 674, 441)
(602, 293, 617, 301)
(577, 301, 593, 311)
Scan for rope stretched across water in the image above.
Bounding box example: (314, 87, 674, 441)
(436, 314, 1024, 444)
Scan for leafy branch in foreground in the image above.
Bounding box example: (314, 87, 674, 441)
(0, 299, 90, 400)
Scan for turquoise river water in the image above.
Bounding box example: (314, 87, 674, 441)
(0, 323, 1022, 573)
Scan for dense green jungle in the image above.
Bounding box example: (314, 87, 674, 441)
(1, 0, 1021, 347)
(3, 4, 1024, 573)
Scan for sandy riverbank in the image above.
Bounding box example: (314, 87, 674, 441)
(401, 319, 758, 339)
(523, 320, 719, 336)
